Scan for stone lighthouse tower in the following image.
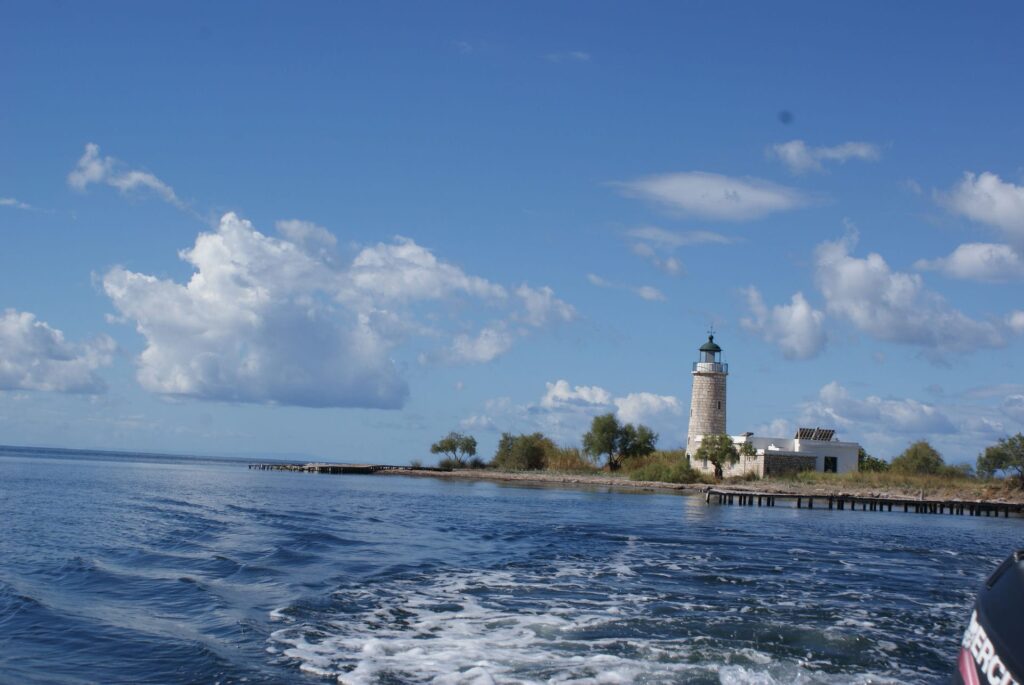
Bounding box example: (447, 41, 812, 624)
(686, 333, 728, 455)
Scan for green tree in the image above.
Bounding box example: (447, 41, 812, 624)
(618, 424, 659, 461)
(977, 433, 1024, 487)
(890, 440, 945, 474)
(739, 440, 756, 457)
(583, 413, 622, 469)
(694, 434, 739, 480)
(858, 447, 890, 472)
(491, 432, 554, 470)
(430, 432, 477, 467)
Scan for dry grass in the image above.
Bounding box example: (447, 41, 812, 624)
(766, 470, 1024, 502)
(544, 446, 601, 473)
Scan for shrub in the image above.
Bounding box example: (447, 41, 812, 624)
(890, 441, 945, 475)
(437, 457, 461, 470)
(626, 450, 702, 484)
(491, 432, 556, 470)
(410, 459, 423, 469)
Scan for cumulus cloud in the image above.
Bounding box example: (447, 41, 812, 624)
(276, 219, 337, 251)
(615, 171, 807, 221)
(0, 197, 32, 210)
(0, 309, 114, 393)
(104, 213, 405, 408)
(448, 326, 515, 364)
(741, 287, 826, 359)
(349, 237, 507, 303)
(814, 232, 1005, 354)
(613, 392, 682, 425)
(802, 381, 956, 435)
(515, 284, 577, 326)
(68, 143, 183, 208)
(769, 140, 881, 174)
(915, 242, 1024, 282)
(939, 171, 1024, 237)
(474, 379, 684, 445)
(586, 274, 666, 301)
(104, 214, 575, 405)
(540, 380, 613, 409)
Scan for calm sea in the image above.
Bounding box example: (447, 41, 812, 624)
(0, 446, 1020, 684)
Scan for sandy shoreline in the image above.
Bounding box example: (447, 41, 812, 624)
(383, 468, 1024, 504)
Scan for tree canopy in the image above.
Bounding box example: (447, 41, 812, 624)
(582, 413, 658, 470)
(430, 431, 477, 467)
(858, 447, 890, 472)
(583, 413, 620, 467)
(694, 434, 739, 480)
(889, 440, 944, 474)
(977, 433, 1024, 487)
(491, 432, 555, 470)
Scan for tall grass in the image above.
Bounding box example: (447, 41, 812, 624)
(544, 446, 600, 473)
(776, 468, 1005, 498)
(624, 450, 707, 484)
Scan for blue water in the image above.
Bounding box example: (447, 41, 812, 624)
(0, 446, 1021, 684)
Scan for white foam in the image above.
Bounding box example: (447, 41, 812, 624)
(268, 558, 898, 685)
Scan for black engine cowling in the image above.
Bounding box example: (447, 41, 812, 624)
(953, 549, 1024, 685)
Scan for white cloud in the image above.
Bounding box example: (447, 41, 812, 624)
(753, 418, 793, 438)
(613, 392, 682, 425)
(915, 242, 1024, 282)
(814, 232, 1005, 354)
(0, 197, 32, 210)
(546, 51, 591, 62)
(104, 213, 406, 408)
(741, 287, 826, 359)
(615, 171, 807, 221)
(0, 309, 114, 393)
(104, 214, 576, 404)
(802, 382, 956, 435)
(1008, 311, 1024, 334)
(770, 140, 880, 174)
(939, 171, 1024, 237)
(448, 326, 515, 364)
(350, 237, 506, 303)
(541, 380, 613, 409)
(486, 380, 684, 444)
(515, 284, 577, 326)
(460, 414, 497, 431)
(276, 219, 338, 250)
(626, 226, 734, 248)
(586, 273, 666, 302)
(625, 227, 734, 274)
(68, 143, 183, 208)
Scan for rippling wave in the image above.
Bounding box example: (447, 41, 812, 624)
(0, 446, 1018, 684)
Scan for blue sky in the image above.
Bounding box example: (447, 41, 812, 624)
(2, 2, 1023, 464)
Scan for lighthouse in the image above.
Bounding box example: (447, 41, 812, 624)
(686, 333, 728, 455)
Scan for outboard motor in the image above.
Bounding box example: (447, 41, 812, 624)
(954, 549, 1024, 685)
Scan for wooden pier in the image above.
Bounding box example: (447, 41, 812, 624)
(248, 462, 444, 474)
(704, 488, 1023, 518)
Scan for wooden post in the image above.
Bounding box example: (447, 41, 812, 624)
(758, 495, 762, 506)
(797, 497, 802, 509)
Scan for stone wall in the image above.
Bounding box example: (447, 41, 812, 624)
(686, 371, 726, 450)
(763, 453, 817, 477)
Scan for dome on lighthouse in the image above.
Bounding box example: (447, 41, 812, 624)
(699, 334, 722, 353)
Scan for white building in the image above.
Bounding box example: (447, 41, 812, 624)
(685, 334, 860, 478)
